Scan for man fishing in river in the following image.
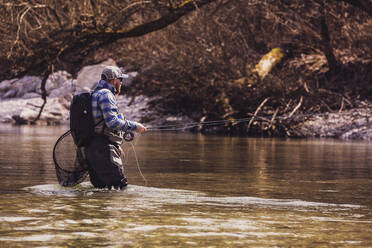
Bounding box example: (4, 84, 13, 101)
(85, 66, 147, 189)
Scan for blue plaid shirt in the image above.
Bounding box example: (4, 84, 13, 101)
(92, 80, 137, 132)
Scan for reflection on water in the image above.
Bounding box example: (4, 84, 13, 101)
(0, 124, 372, 247)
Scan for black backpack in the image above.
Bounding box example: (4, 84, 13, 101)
(70, 92, 98, 147)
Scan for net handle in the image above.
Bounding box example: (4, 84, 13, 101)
(52, 130, 87, 174)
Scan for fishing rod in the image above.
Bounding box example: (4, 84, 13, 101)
(146, 111, 339, 132)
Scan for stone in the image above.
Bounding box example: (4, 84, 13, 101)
(0, 79, 16, 93)
(46, 71, 73, 93)
(3, 89, 17, 98)
(122, 72, 138, 87)
(0, 60, 147, 126)
(289, 105, 372, 140)
(0, 76, 41, 99)
(10, 97, 69, 125)
(76, 58, 117, 90)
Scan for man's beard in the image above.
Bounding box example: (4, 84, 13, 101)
(115, 84, 121, 95)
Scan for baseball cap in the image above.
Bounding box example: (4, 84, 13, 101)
(101, 66, 124, 81)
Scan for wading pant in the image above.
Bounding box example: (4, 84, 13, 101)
(85, 135, 127, 189)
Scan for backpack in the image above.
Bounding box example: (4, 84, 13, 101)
(70, 92, 97, 147)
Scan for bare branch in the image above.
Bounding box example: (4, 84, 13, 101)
(247, 97, 270, 130)
(287, 96, 303, 119)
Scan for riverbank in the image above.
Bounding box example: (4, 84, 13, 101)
(285, 102, 372, 140)
(195, 102, 372, 141)
(0, 60, 370, 140)
(1, 95, 370, 141)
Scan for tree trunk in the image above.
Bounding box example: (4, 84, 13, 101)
(319, 1, 339, 73)
(32, 72, 49, 124)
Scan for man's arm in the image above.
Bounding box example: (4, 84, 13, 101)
(98, 90, 139, 132)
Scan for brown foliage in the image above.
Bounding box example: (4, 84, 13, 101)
(0, 0, 371, 134)
(0, 0, 216, 79)
(100, 0, 371, 134)
(0, 0, 217, 122)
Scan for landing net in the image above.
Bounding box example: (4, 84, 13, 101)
(52, 130, 88, 186)
(53, 130, 144, 187)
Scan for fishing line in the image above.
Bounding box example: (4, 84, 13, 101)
(146, 111, 350, 132)
(120, 110, 369, 185)
(147, 118, 250, 131)
(121, 132, 148, 185)
(53, 109, 357, 187)
(130, 141, 148, 186)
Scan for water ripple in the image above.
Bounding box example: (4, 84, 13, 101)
(24, 182, 362, 210)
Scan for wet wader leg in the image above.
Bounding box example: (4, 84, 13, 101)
(109, 144, 128, 189)
(85, 135, 127, 189)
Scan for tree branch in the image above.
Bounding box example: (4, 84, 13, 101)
(341, 0, 372, 16)
(247, 97, 270, 130)
(104, 0, 216, 39)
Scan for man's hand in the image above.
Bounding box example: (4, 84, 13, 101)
(135, 123, 147, 133)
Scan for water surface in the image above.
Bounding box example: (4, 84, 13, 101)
(0, 124, 371, 247)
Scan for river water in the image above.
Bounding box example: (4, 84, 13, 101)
(0, 124, 371, 247)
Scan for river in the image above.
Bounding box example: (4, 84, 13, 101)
(0, 124, 371, 247)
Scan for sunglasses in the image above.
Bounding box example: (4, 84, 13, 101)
(118, 78, 126, 87)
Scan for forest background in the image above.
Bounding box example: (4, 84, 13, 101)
(0, 0, 371, 136)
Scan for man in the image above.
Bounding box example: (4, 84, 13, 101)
(85, 66, 146, 189)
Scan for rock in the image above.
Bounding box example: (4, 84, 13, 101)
(0, 60, 370, 140)
(0, 79, 16, 96)
(342, 125, 372, 140)
(13, 108, 39, 125)
(122, 72, 138, 87)
(0, 79, 15, 92)
(116, 95, 152, 122)
(76, 58, 117, 90)
(45, 71, 73, 93)
(76, 59, 138, 89)
(3, 89, 17, 98)
(0, 60, 148, 126)
(0, 96, 65, 125)
(49, 83, 75, 98)
(289, 105, 372, 140)
(10, 97, 69, 125)
(0, 72, 82, 100)
(12, 115, 28, 125)
(23, 92, 41, 99)
(0, 76, 41, 99)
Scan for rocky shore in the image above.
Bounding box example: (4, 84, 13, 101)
(0, 59, 191, 129)
(287, 104, 372, 140)
(0, 59, 371, 141)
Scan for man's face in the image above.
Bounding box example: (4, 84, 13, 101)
(114, 78, 122, 95)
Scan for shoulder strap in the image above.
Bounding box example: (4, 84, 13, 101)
(91, 89, 106, 132)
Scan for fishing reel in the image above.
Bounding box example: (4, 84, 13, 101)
(123, 131, 134, 142)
